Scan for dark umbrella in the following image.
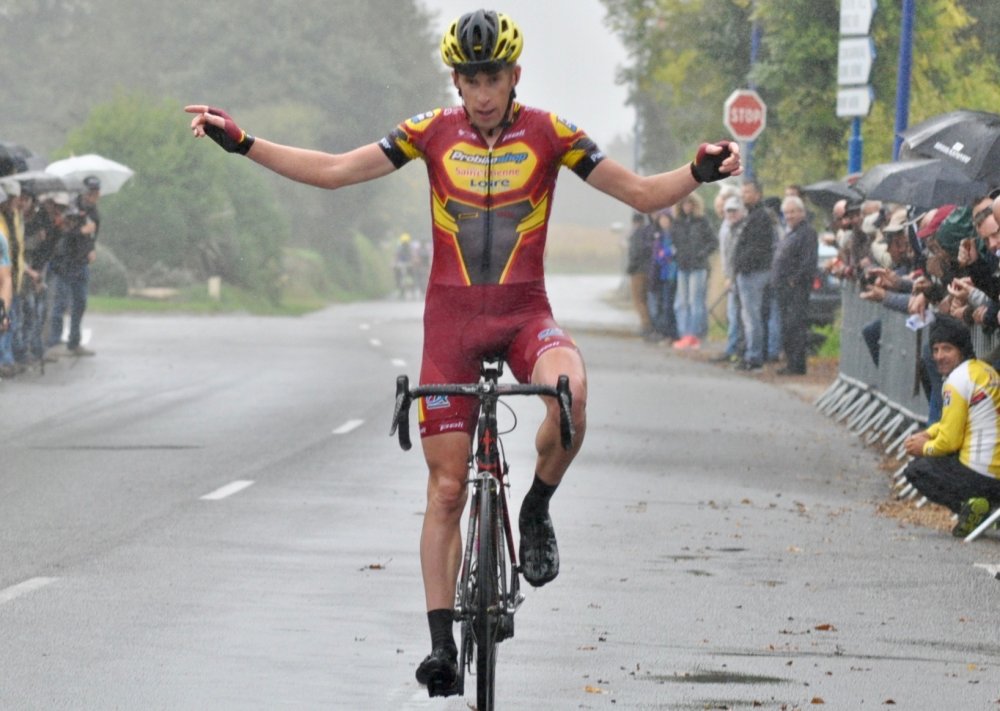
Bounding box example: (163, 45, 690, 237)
(854, 158, 988, 210)
(0, 141, 46, 176)
(802, 179, 863, 210)
(899, 109, 1000, 184)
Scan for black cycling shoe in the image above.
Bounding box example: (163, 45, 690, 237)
(519, 507, 560, 587)
(415, 646, 460, 697)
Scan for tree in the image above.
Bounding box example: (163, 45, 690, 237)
(601, 0, 1000, 192)
(0, 0, 449, 284)
(60, 91, 287, 300)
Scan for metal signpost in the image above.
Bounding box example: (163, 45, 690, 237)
(837, 0, 877, 174)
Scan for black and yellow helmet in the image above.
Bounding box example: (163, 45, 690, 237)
(440, 10, 523, 76)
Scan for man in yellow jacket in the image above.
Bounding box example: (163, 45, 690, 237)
(904, 315, 1000, 536)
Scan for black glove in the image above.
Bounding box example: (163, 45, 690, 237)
(689, 141, 733, 183)
(0, 300, 8, 333)
(202, 107, 255, 155)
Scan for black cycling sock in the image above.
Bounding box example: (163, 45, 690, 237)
(427, 609, 456, 653)
(522, 474, 558, 515)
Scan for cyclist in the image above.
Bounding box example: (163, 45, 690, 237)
(187, 8, 740, 696)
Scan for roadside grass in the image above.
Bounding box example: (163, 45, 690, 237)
(89, 284, 328, 317)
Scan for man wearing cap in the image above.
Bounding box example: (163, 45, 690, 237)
(858, 211, 916, 368)
(902, 315, 1000, 537)
(712, 195, 745, 363)
(47, 176, 100, 357)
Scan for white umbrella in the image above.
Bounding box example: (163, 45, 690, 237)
(45, 154, 134, 195)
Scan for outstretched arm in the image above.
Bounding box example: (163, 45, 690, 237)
(586, 141, 742, 213)
(185, 105, 396, 190)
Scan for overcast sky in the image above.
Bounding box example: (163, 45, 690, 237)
(419, 0, 635, 147)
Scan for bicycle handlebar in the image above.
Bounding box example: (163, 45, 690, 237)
(390, 375, 575, 453)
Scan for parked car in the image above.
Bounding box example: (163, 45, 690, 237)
(808, 241, 842, 327)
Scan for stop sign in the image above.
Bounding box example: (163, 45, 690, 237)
(724, 89, 767, 142)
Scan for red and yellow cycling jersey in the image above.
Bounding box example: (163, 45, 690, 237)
(379, 103, 605, 286)
(378, 103, 601, 437)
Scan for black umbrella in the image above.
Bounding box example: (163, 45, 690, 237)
(854, 158, 988, 210)
(0, 141, 46, 176)
(802, 179, 863, 210)
(899, 109, 1000, 184)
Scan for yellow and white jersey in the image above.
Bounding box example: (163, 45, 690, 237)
(924, 358, 1000, 477)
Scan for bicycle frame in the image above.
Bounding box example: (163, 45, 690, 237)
(390, 359, 573, 709)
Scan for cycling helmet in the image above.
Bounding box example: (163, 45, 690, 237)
(440, 10, 523, 76)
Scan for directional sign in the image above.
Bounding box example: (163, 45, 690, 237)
(840, 0, 877, 36)
(838, 37, 876, 86)
(836, 86, 875, 118)
(723, 89, 767, 142)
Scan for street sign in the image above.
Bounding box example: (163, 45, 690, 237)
(837, 86, 875, 117)
(838, 36, 876, 85)
(723, 89, 767, 142)
(840, 0, 877, 35)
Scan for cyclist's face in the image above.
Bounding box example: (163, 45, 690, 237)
(454, 66, 520, 133)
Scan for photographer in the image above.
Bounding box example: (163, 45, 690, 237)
(46, 181, 99, 358)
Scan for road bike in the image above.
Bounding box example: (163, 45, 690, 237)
(390, 359, 574, 710)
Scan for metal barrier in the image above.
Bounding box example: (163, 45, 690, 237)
(816, 282, 1000, 533)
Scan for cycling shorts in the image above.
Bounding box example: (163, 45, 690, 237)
(418, 280, 578, 438)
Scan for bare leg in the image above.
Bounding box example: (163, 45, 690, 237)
(531, 346, 588, 486)
(419, 431, 471, 611)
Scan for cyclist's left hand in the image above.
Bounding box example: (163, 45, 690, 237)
(690, 141, 742, 183)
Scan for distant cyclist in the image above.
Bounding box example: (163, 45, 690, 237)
(187, 8, 741, 697)
(393, 232, 415, 298)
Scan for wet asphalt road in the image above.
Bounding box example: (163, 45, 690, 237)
(1, 279, 998, 710)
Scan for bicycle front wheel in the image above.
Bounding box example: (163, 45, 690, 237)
(475, 478, 500, 710)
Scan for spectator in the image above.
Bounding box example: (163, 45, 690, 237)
(20, 192, 64, 366)
(712, 195, 745, 364)
(624, 211, 655, 338)
(0, 179, 22, 376)
(902, 315, 1000, 537)
(671, 192, 717, 350)
(830, 199, 867, 279)
(772, 195, 818, 375)
(858, 211, 916, 367)
(47, 176, 100, 357)
(647, 209, 678, 342)
(732, 179, 776, 371)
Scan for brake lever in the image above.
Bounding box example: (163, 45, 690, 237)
(556, 375, 574, 451)
(390, 375, 413, 451)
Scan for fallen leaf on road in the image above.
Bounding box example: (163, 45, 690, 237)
(584, 685, 608, 694)
(811, 697, 825, 704)
(814, 623, 837, 631)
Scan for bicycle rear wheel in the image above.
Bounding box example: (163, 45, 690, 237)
(475, 478, 500, 710)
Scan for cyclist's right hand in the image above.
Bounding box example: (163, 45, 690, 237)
(185, 105, 255, 155)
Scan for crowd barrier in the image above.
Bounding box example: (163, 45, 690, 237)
(815, 282, 1000, 540)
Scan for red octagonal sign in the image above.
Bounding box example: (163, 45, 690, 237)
(724, 89, 767, 142)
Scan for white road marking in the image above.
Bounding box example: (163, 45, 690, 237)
(370, 338, 383, 347)
(0, 577, 58, 605)
(333, 419, 364, 435)
(200, 480, 254, 501)
(391, 358, 407, 368)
